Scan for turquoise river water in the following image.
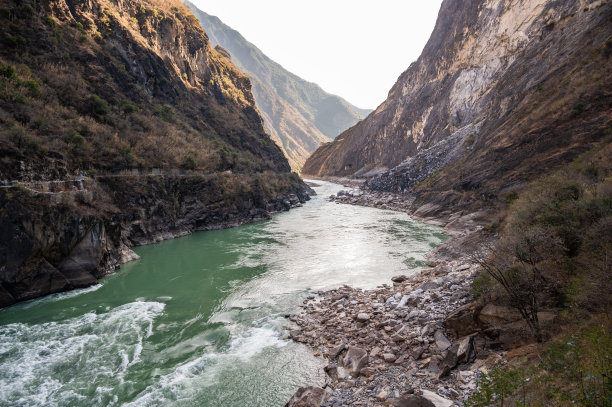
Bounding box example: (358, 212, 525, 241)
(0, 181, 447, 407)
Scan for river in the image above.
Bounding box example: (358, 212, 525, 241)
(0, 181, 447, 407)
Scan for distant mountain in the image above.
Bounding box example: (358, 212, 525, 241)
(184, 1, 372, 170)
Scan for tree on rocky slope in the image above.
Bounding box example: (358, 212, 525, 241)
(472, 228, 564, 342)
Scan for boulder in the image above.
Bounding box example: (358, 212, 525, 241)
(285, 386, 329, 407)
(394, 395, 436, 407)
(383, 353, 397, 363)
(434, 330, 451, 351)
(328, 343, 346, 359)
(336, 366, 350, 380)
(437, 343, 459, 378)
(324, 363, 337, 374)
(478, 303, 522, 324)
(356, 313, 371, 322)
(456, 336, 474, 363)
(418, 281, 439, 291)
(342, 346, 369, 376)
(397, 295, 410, 308)
(391, 275, 408, 283)
(376, 390, 390, 401)
(444, 302, 482, 337)
(420, 390, 453, 407)
(412, 346, 425, 360)
(360, 367, 376, 377)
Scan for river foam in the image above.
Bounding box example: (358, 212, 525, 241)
(0, 301, 165, 407)
(124, 318, 289, 406)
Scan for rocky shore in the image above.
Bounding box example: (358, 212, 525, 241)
(284, 186, 525, 407)
(285, 259, 503, 406)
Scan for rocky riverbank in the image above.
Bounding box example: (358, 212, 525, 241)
(284, 187, 529, 407)
(327, 186, 493, 238)
(285, 258, 508, 406)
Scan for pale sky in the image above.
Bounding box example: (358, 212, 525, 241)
(189, 1, 443, 110)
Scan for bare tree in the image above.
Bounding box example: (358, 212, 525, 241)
(471, 228, 564, 342)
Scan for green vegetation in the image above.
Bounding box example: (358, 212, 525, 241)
(155, 104, 174, 122)
(85, 94, 110, 118)
(414, 168, 442, 190)
(123, 103, 139, 114)
(467, 319, 611, 406)
(0, 64, 15, 78)
(24, 79, 39, 96)
(570, 100, 587, 117)
(470, 140, 612, 404)
(504, 191, 519, 205)
(44, 16, 57, 28)
(181, 154, 197, 170)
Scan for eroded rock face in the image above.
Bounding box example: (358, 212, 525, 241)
(303, 0, 612, 215)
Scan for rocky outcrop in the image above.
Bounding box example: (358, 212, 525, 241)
(185, 1, 372, 170)
(286, 233, 562, 406)
(288, 261, 487, 406)
(303, 0, 612, 215)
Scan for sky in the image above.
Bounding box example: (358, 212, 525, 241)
(189, 1, 443, 110)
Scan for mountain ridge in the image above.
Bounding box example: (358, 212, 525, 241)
(303, 0, 612, 216)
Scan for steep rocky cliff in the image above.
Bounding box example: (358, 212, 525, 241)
(184, 1, 372, 171)
(0, 0, 310, 307)
(303, 0, 612, 216)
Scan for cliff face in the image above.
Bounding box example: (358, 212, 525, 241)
(184, 1, 372, 171)
(303, 0, 612, 214)
(0, 0, 310, 307)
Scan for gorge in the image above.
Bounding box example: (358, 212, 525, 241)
(0, 0, 611, 406)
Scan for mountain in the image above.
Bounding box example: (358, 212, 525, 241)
(0, 0, 311, 307)
(303, 0, 612, 216)
(184, 1, 372, 171)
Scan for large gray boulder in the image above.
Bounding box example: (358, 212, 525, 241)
(394, 395, 436, 407)
(421, 390, 453, 407)
(285, 386, 329, 407)
(434, 330, 451, 351)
